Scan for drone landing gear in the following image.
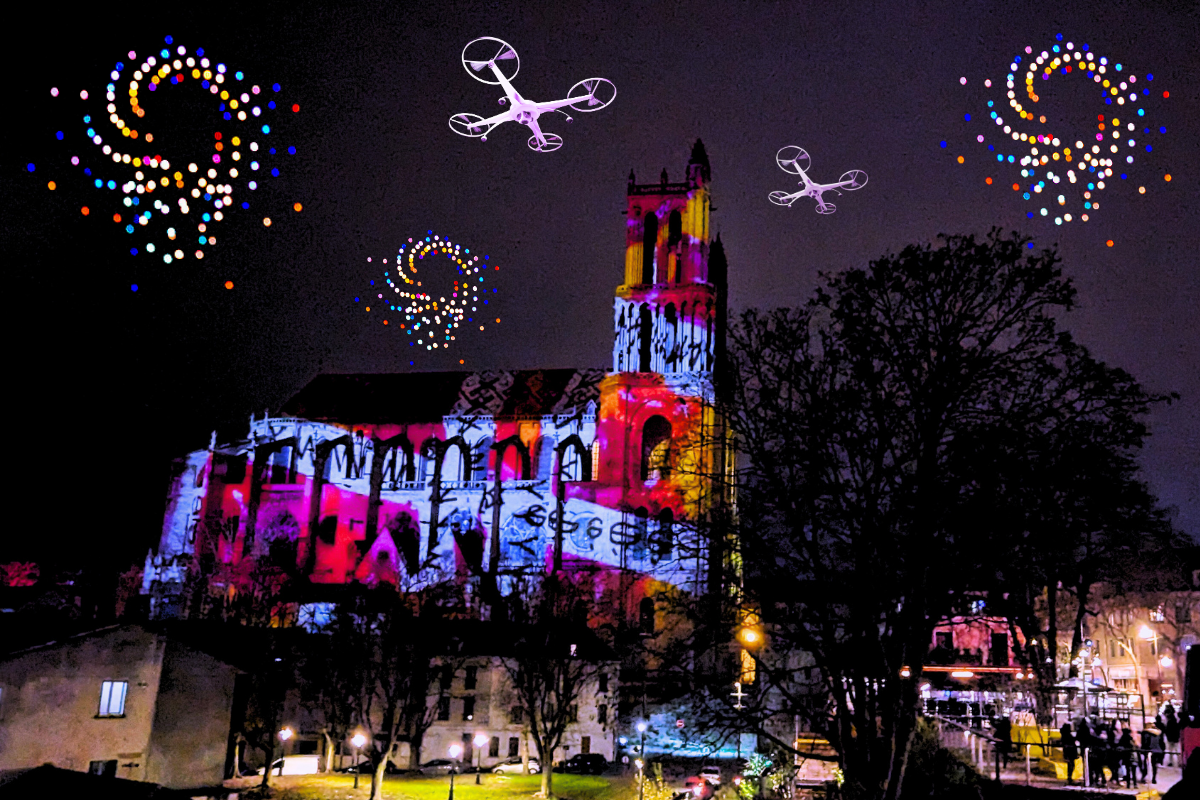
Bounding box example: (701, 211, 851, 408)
(816, 202, 837, 215)
(769, 191, 796, 207)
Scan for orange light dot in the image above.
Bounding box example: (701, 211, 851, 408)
(1106, 240, 1114, 247)
(263, 217, 272, 227)
(1012, 183, 1020, 191)
(113, 213, 122, 223)
(293, 202, 303, 212)
(383, 320, 389, 325)
(459, 359, 465, 364)
(47, 181, 56, 190)
(81, 206, 90, 216)
(957, 156, 964, 164)
(495, 318, 501, 323)
(1164, 174, 1172, 182)
(1139, 186, 1146, 194)
(985, 177, 993, 185)
(366, 306, 371, 312)
(224, 280, 234, 289)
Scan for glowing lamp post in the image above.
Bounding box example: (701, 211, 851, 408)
(473, 733, 488, 784)
(448, 744, 463, 800)
(351, 732, 367, 789)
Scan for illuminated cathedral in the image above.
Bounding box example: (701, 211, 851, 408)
(142, 141, 730, 634)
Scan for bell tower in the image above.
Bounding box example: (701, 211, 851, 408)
(613, 140, 723, 375)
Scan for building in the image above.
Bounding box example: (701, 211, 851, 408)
(141, 140, 730, 640)
(0, 625, 240, 789)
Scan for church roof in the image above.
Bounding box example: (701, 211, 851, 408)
(280, 368, 608, 423)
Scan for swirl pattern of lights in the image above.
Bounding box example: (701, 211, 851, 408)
(45, 35, 300, 265)
(356, 231, 499, 351)
(944, 33, 1171, 229)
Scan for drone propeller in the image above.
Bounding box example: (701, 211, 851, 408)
(467, 60, 490, 72)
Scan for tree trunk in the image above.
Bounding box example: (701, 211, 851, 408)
(371, 757, 388, 800)
(540, 745, 555, 798)
(260, 739, 274, 790)
(408, 733, 424, 770)
(321, 731, 334, 773)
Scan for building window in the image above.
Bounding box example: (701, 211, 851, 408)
(598, 673, 608, 693)
(97, 681, 127, 718)
(437, 696, 451, 721)
(934, 632, 953, 651)
(590, 440, 601, 482)
(638, 305, 653, 372)
(989, 633, 1009, 667)
(89, 760, 117, 777)
(464, 666, 477, 690)
(641, 416, 672, 480)
(508, 737, 520, 757)
(642, 212, 658, 284)
(1178, 601, 1193, 625)
(568, 704, 578, 723)
(462, 696, 475, 721)
(489, 737, 500, 757)
(598, 704, 608, 724)
(440, 665, 454, 691)
(640, 597, 656, 635)
(535, 437, 555, 481)
(510, 706, 524, 724)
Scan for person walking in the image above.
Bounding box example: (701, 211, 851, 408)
(1117, 728, 1138, 788)
(1144, 724, 1165, 784)
(1060, 722, 1079, 785)
(1163, 703, 1181, 766)
(992, 715, 1013, 769)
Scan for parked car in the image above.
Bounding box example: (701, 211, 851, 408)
(698, 765, 722, 785)
(556, 753, 608, 774)
(418, 758, 462, 775)
(257, 755, 321, 776)
(492, 756, 541, 774)
(334, 758, 403, 774)
(668, 776, 714, 799)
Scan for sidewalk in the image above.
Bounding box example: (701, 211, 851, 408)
(994, 758, 1184, 795)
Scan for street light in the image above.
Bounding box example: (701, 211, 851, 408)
(351, 732, 367, 790)
(473, 733, 488, 784)
(448, 744, 463, 800)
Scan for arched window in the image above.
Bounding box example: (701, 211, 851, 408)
(667, 209, 683, 282)
(267, 445, 296, 484)
(642, 212, 658, 284)
(535, 436, 555, 481)
(473, 437, 494, 482)
(638, 305, 652, 372)
(419, 439, 439, 485)
(641, 416, 672, 480)
(639, 596, 656, 635)
(664, 304, 677, 367)
(382, 445, 412, 488)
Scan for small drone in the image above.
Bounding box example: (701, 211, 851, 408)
(769, 146, 867, 214)
(449, 37, 616, 152)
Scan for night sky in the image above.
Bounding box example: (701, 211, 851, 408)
(4, 0, 1197, 573)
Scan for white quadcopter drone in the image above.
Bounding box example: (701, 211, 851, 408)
(449, 37, 616, 152)
(769, 146, 867, 214)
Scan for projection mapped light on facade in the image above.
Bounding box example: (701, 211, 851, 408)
(357, 231, 496, 351)
(143, 141, 732, 638)
(768, 146, 867, 214)
(946, 33, 1171, 227)
(448, 37, 616, 152)
(44, 35, 301, 267)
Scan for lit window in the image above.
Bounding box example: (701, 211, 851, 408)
(97, 681, 128, 717)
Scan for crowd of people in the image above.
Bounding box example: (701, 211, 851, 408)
(1054, 702, 1182, 787)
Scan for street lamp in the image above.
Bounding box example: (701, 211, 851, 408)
(351, 732, 367, 790)
(473, 733, 488, 784)
(448, 744, 463, 800)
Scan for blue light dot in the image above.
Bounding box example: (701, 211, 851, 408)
(262, 125, 271, 134)
(164, 34, 173, 44)
(964, 114, 971, 121)
(202, 213, 211, 222)
(1115, 64, 1122, 71)
(1083, 44, 1089, 51)
(354, 297, 360, 303)
(242, 202, 250, 209)
(107, 180, 116, 189)
(940, 140, 947, 148)
(268, 100, 276, 109)
(1027, 212, 1034, 218)
(1055, 33, 1063, 41)
(369, 280, 375, 286)
(25, 163, 34, 172)
(202, 80, 210, 88)
(271, 168, 279, 177)
(1121, 174, 1127, 180)
(1146, 73, 1154, 81)
(160, 49, 169, 58)
(1027, 242, 1034, 249)
(1146, 145, 1153, 152)
(269, 148, 276, 155)
(94, 178, 102, 187)
(131, 248, 138, 256)
(197, 48, 204, 56)
(55, 131, 63, 140)
(223, 112, 232, 121)
(1138, 109, 1145, 116)
(272, 83, 281, 92)
(287, 146, 296, 155)
(126, 225, 134, 233)
(235, 71, 244, 80)
(1105, 98, 1112, 105)
(988, 145, 994, 152)
(1159, 127, 1166, 134)
(132, 283, 138, 291)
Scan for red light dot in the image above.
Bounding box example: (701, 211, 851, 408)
(1012, 183, 1020, 191)
(383, 320, 389, 325)
(1163, 91, 1169, 98)
(224, 280, 234, 289)
(113, 213, 122, 223)
(985, 177, 993, 185)
(214, 131, 222, 140)
(81, 206, 90, 216)
(1106, 239, 1114, 247)
(292, 103, 300, 112)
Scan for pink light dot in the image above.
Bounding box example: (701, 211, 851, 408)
(50, 87, 59, 97)
(71, 156, 79, 165)
(128, 51, 136, 59)
(367, 257, 372, 262)
(984, 79, 992, 87)
(80, 90, 88, 100)
(213, 154, 221, 163)
(977, 135, 985, 143)
(1025, 46, 1033, 54)
(960, 76, 967, 85)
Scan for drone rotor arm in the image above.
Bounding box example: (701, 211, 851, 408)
(535, 95, 587, 112)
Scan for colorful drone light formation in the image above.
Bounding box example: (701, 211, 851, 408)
(356, 232, 499, 351)
(945, 33, 1170, 230)
(44, 35, 300, 266)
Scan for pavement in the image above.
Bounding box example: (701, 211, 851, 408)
(993, 759, 1184, 795)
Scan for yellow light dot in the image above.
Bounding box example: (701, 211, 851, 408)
(495, 318, 501, 323)
(1164, 174, 1172, 182)
(47, 181, 56, 190)
(366, 306, 371, 312)
(293, 202, 303, 212)
(957, 156, 964, 164)
(1139, 186, 1146, 194)
(263, 217, 272, 227)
